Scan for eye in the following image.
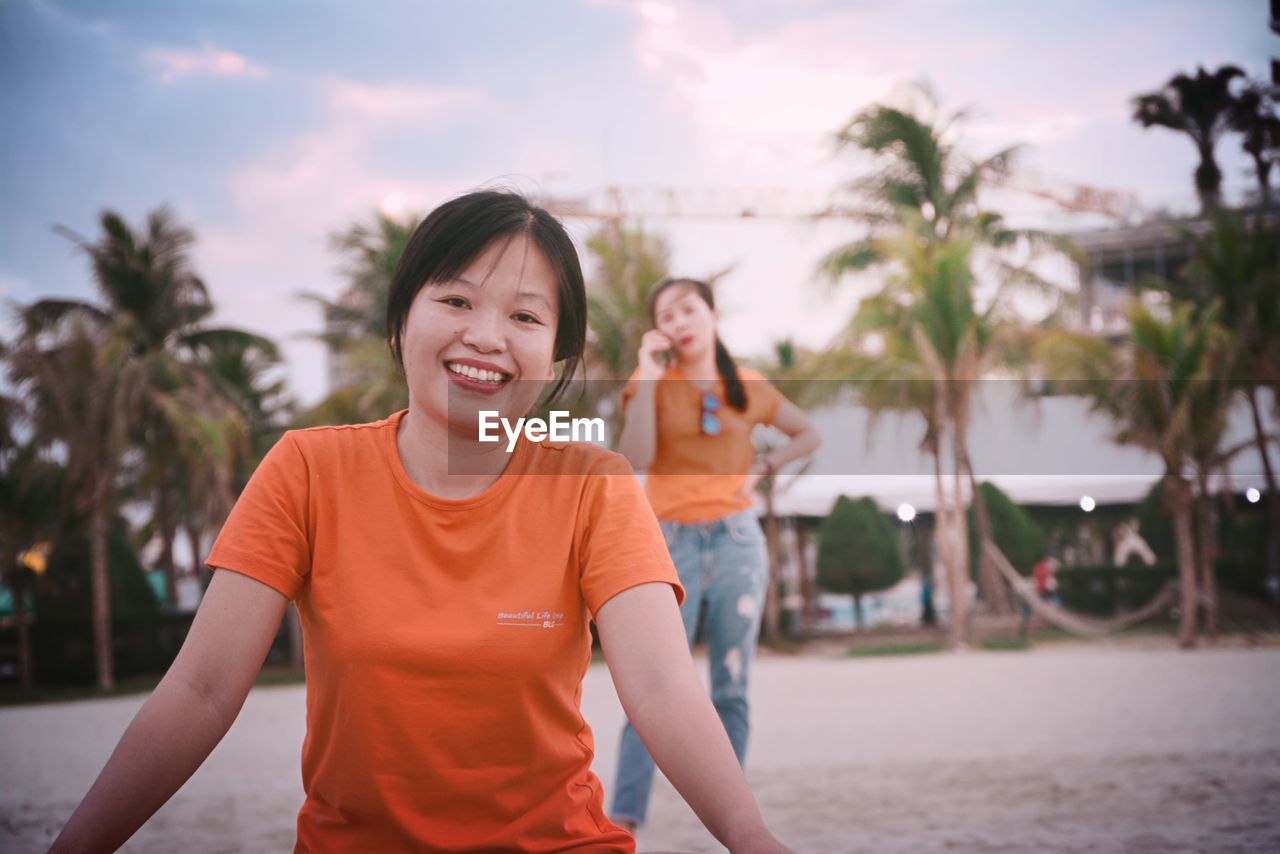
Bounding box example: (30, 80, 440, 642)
(512, 311, 543, 325)
(438, 296, 469, 309)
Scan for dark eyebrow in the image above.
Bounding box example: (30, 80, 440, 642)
(443, 276, 552, 310)
(515, 291, 553, 310)
(659, 295, 698, 315)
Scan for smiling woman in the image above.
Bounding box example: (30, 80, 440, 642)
(49, 190, 792, 854)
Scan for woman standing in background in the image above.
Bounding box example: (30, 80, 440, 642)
(611, 276, 821, 833)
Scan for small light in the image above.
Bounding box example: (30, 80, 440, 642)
(897, 503, 916, 523)
(1080, 496, 1096, 512)
(1246, 487, 1261, 504)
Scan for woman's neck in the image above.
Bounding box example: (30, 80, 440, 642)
(396, 406, 517, 499)
(676, 349, 719, 384)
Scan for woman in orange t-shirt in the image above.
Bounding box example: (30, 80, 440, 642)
(51, 194, 791, 853)
(610, 277, 821, 833)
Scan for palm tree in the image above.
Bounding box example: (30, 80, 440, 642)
(1229, 83, 1280, 213)
(199, 329, 290, 486)
(1132, 65, 1246, 214)
(570, 224, 675, 433)
(823, 87, 1064, 637)
(42, 208, 277, 608)
(0, 394, 64, 691)
(298, 211, 419, 426)
(584, 224, 672, 380)
(745, 339, 833, 642)
(7, 312, 146, 688)
(1167, 212, 1280, 631)
(1038, 301, 1233, 648)
(837, 222, 1004, 643)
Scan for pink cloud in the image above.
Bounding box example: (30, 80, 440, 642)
(323, 79, 481, 124)
(146, 42, 269, 84)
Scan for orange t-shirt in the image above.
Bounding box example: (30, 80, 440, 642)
(622, 366, 785, 523)
(206, 410, 682, 852)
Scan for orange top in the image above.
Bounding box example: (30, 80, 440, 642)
(623, 366, 785, 523)
(206, 410, 682, 853)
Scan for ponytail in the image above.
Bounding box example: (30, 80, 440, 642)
(714, 336, 747, 412)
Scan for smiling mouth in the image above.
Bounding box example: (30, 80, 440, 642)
(445, 361, 512, 386)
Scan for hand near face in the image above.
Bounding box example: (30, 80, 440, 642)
(637, 330, 673, 380)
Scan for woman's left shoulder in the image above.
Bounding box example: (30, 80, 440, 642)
(527, 439, 635, 477)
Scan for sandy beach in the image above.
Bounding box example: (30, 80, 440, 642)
(3, 640, 1278, 853)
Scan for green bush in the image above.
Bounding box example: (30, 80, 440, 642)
(1136, 481, 1175, 562)
(968, 481, 1046, 577)
(816, 496, 904, 628)
(1055, 564, 1176, 616)
(32, 520, 160, 621)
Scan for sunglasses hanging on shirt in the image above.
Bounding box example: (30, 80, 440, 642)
(700, 391, 722, 436)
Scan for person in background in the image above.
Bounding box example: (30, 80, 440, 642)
(611, 276, 821, 834)
(921, 568, 937, 626)
(1033, 553, 1059, 605)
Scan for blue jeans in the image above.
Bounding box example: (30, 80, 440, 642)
(610, 508, 769, 826)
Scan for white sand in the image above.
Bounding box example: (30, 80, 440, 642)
(3, 641, 1279, 852)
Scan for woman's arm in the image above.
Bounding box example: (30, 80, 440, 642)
(50, 570, 289, 854)
(614, 330, 672, 471)
(737, 400, 822, 500)
(596, 583, 791, 853)
(758, 400, 822, 472)
(614, 382, 659, 470)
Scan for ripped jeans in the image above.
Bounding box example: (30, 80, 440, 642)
(610, 508, 769, 826)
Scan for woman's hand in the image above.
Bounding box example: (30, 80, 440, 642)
(637, 330, 673, 380)
(734, 455, 773, 501)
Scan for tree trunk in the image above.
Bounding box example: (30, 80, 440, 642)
(1166, 476, 1199, 650)
(794, 523, 814, 634)
(965, 459, 1012, 615)
(1246, 387, 1280, 595)
(853, 593, 863, 630)
(760, 485, 782, 645)
(1194, 474, 1219, 641)
(184, 520, 204, 582)
(950, 435, 973, 645)
(1251, 153, 1272, 220)
(1195, 144, 1222, 215)
(156, 461, 177, 609)
(933, 445, 967, 649)
(12, 562, 33, 692)
(89, 500, 115, 690)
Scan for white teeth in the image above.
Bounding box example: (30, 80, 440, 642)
(448, 362, 506, 384)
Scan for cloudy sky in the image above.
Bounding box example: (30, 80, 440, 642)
(2, 0, 1274, 404)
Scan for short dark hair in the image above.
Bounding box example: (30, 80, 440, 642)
(386, 190, 586, 404)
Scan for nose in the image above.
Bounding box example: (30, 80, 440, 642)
(459, 307, 506, 354)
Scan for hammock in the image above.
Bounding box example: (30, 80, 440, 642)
(983, 541, 1179, 638)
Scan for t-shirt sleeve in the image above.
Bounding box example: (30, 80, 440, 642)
(206, 432, 312, 600)
(744, 369, 786, 426)
(619, 367, 642, 413)
(577, 453, 684, 617)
